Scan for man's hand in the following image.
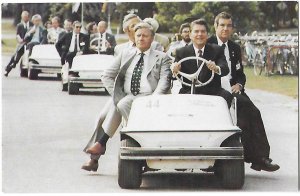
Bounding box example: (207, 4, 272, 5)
(106, 42, 111, 48)
(232, 83, 242, 94)
(171, 62, 181, 75)
(206, 60, 220, 73)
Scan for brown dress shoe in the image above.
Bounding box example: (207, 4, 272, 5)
(86, 142, 106, 155)
(81, 159, 98, 172)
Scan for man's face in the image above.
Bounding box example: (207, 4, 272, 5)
(215, 18, 233, 42)
(126, 17, 140, 41)
(22, 14, 29, 23)
(190, 24, 208, 48)
(97, 22, 107, 34)
(64, 21, 72, 32)
(135, 28, 153, 52)
(33, 18, 41, 26)
(181, 27, 191, 43)
(74, 23, 81, 34)
(51, 19, 59, 28)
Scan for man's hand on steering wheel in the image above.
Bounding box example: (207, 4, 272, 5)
(171, 62, 181, 75)
(206, 60, 220, 74)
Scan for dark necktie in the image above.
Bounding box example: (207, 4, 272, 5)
(74, 35, 78, 53)
(197, 50, 203, 67)
(222, 43, 226, 50)
(131, 53, 144, 96)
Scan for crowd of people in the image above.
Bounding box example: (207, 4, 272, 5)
(5, 10, 280, 174)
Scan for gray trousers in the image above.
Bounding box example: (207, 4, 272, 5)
(83, 98, 122, 160)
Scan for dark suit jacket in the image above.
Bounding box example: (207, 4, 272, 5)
(175, 43, 229, 92)
(16, 21, 33, 40)
(207, 36, 246, 88)
(90, 32, 116, 55)
(55, 32, 89, 60)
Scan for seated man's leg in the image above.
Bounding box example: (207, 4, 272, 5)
(215, 88, 233, 108)
(27, 42, 39, 56)
(116, 94, 141, 122)
(65, 52, 76, 69)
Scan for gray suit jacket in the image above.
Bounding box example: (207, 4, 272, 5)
(102, 48, 172, 106)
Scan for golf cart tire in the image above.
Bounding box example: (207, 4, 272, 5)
(68, 83, 79, 95)
(118, 138, 142, 189)
(57, 73, 62, 79)
(62, 83, 68, 91)
(28, 68, 38, 80)
(20, 60, 28, 77)
(216, 135, 245, 189)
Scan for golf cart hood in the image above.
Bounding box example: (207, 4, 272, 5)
(123, 94, 239, 132)
(70, 54, 115, 72)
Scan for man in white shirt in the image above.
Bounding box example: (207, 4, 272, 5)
(82, 22, 172, 172)
(46, 16, 64, 44)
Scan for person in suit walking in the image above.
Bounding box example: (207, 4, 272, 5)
(172, 19, 232, 108)
(4, 11, 33, 77)
(55, 21, 89, 68)
(82, 22, 172, 172)
(207, 12, 279, 172)
(89, 21, 116, 55)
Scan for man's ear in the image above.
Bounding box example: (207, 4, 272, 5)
(214, 22, 218, 31)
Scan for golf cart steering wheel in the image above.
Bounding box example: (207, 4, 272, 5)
(90, 37, 107, 54)
(175, 56, 215, 88)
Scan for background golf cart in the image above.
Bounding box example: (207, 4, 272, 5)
(19, 44, 61, 80)
(63, 54, 115, 95)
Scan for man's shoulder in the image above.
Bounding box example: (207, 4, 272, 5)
(228, 39, 241, 50)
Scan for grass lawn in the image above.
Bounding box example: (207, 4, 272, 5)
(244, 66, 298, 99)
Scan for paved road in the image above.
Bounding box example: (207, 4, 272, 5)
(2, 55, 298, 192)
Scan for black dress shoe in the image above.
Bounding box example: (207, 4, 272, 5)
(251, 158, 280, 172)
(4, 72, 8, 77)
(81, 159, 98, 172)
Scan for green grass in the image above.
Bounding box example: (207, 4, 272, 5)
(2, 38, 17, 54)
(244, 66, 298, 99)
(2, 22, 15, 34)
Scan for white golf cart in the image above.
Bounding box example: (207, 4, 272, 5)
(66, 54, 115, 95)
(20, 44, 62, 80)
(118, 57, 244, 189)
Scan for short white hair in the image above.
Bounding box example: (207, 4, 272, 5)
(31, 14, 41, 21)
(143, 18, 159, 32)
(122, 13, 141, 31)
(134, 22, 155, 37)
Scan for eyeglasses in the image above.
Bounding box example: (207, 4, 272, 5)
(75, 26, 81, 29)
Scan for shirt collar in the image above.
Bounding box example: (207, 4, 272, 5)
(193, 44, 205, 55)
(136, 47, 150, 56)
(216, 35, 228, 47)
(128, 40, 135, 48)
(180, 40, 190, 46)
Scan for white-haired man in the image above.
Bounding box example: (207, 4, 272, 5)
(81, 21, 172, 172)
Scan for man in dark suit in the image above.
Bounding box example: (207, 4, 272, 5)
(55, 21, 89, 68)
(89, 21, 116, 55)
(207, 12, 279, 172)
(4, 11, 33, 76)
(172, 19, 232, 108)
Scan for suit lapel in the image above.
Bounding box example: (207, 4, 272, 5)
(145, 49, 159, 76)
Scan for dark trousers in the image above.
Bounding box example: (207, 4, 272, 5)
(234, 92, 270, 163)
(5, 45, 25, 73)
(179, 86, 233, 108)
(65, 52, 76, 68)
(27, 42, 40, 56)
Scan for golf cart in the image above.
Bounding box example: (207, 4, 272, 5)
(118, 56, 244, 189)
(20, 44, 61, 80)
(66, 54, 115, 95)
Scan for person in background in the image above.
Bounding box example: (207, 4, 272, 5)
(167, 22, 191, 58)
(4, 10, 33, 77)
(143, 17, 170, 52)
(85, 21, 97, 39)
(46, 16, 64, 44)
(89, 21, 116, 55)
(58, 19, 73, 41)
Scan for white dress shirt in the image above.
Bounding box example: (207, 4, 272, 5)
(216, 35, 231, 79)
(124, 48, 152, 95)
(31, 26, 40, 43)
(69, 33, 80, 52)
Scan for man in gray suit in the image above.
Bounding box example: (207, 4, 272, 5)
(82, 22, 172, 172)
